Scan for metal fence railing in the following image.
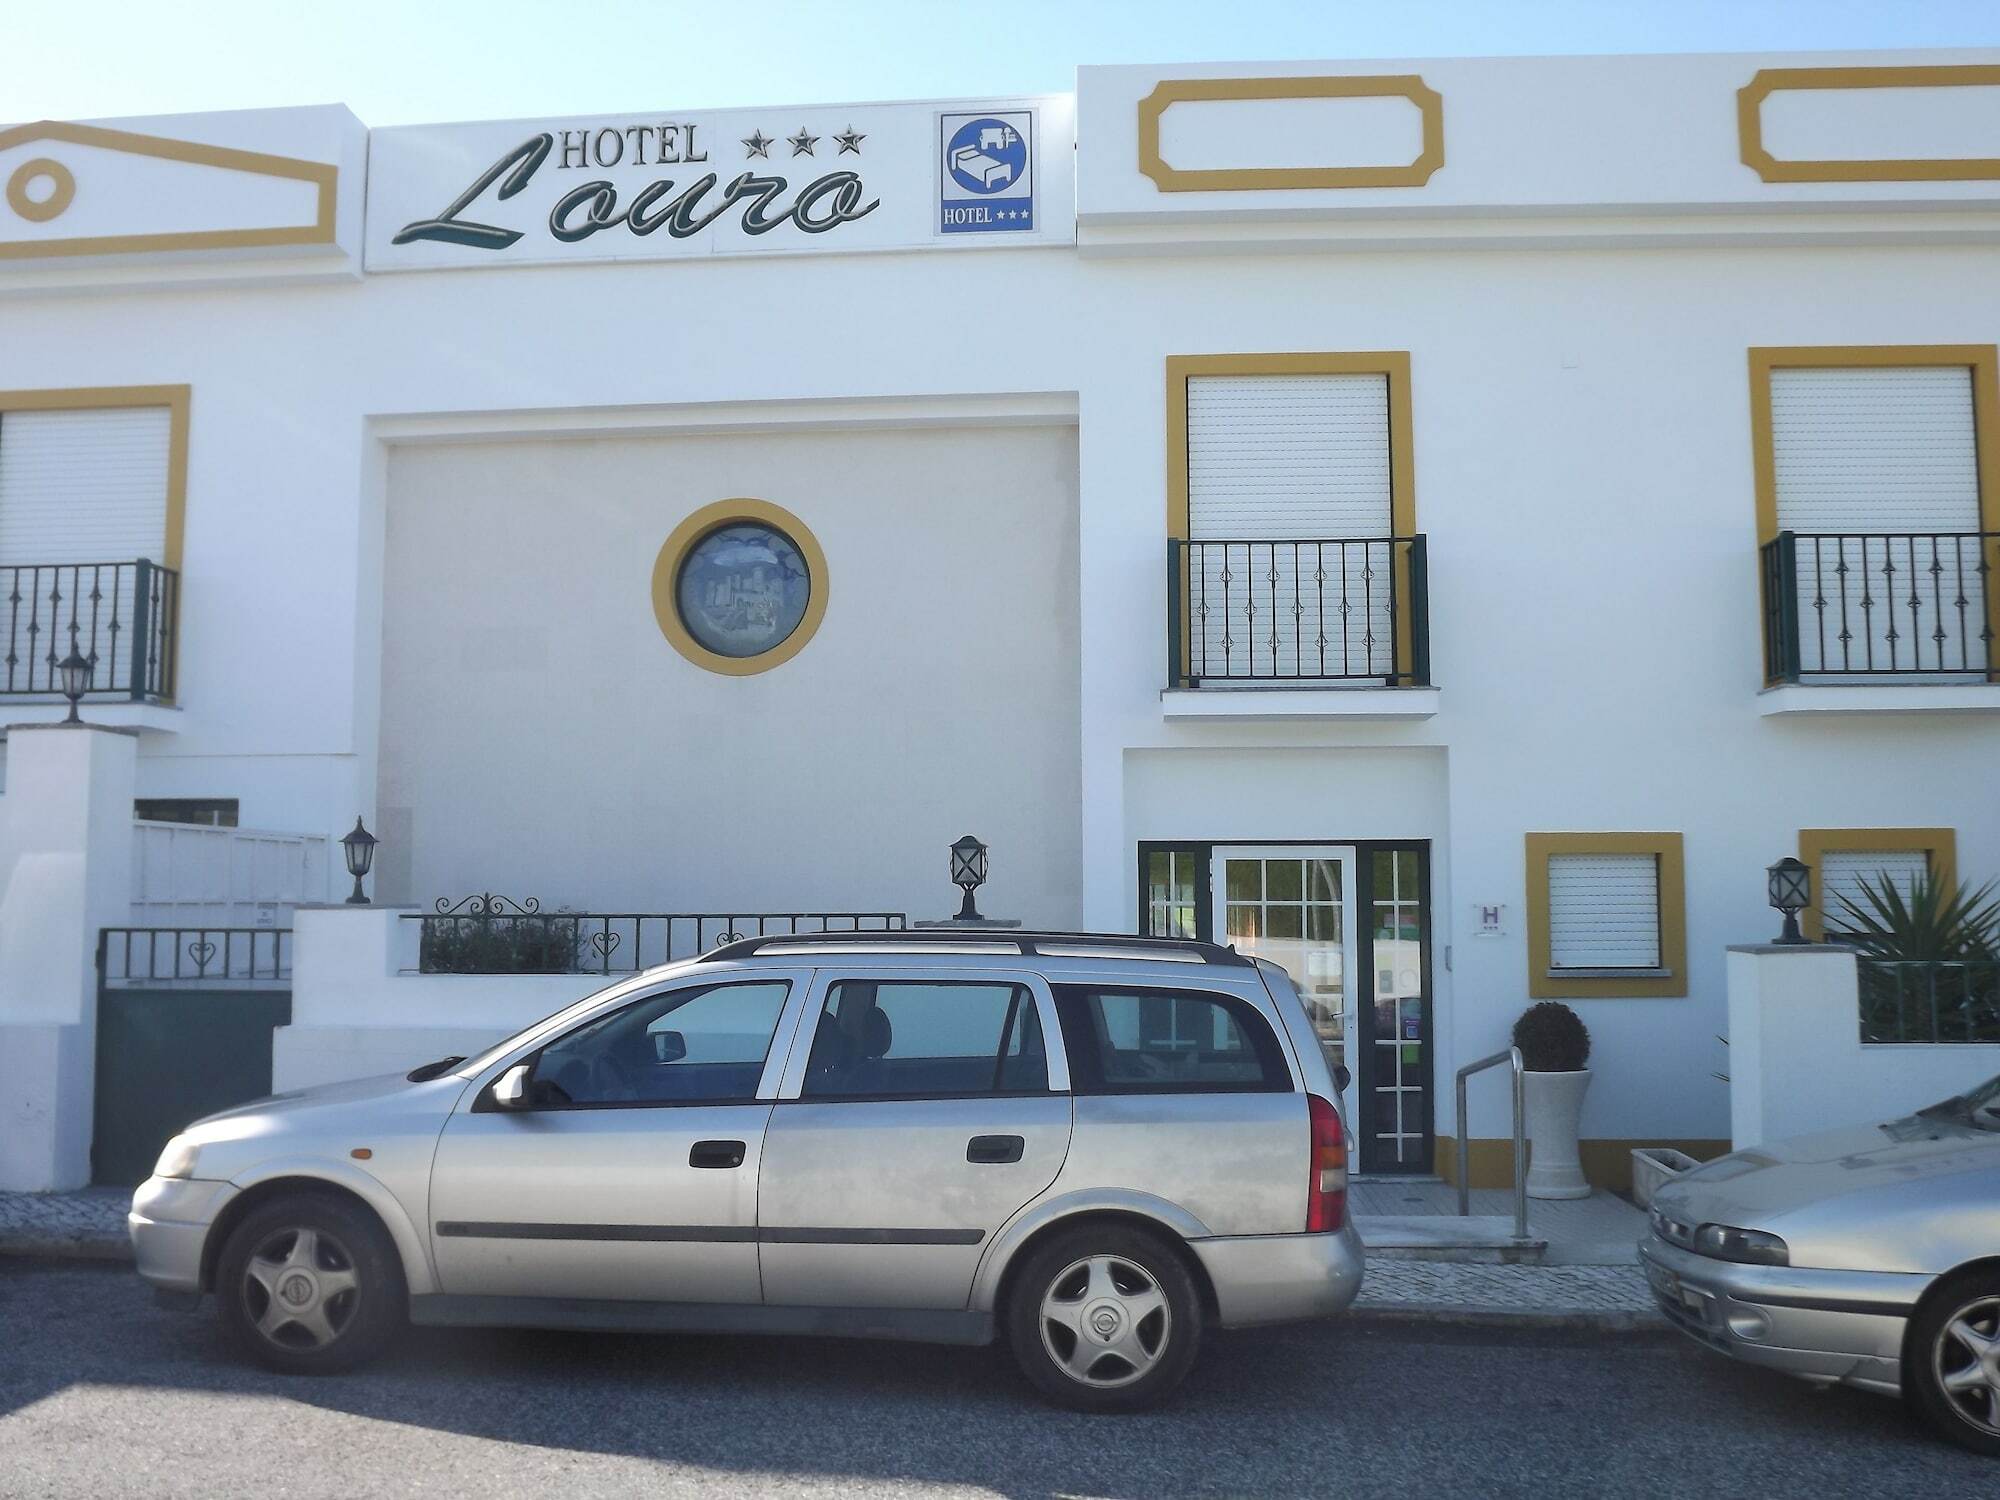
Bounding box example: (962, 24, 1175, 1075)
(1762, 531, 1997, 682)
(1169, 535, 1429, 687)
(1, 559, 178, 700)
(1859, 959, 2000, 1043)
(98, 927, 292, 987)
(409, 898, 908, 975)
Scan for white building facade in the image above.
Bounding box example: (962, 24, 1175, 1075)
(4, 49, 2000, 1187)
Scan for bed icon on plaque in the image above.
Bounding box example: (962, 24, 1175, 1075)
(938, 110, 1034, 234)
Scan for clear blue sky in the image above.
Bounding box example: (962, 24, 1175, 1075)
(9, 0, 2000, 126)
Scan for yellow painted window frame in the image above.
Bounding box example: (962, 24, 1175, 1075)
(1165, 352, 1416, 681)
(0, 384, 189, 573)
(1797, 827, 1957, 943)
(1524, 832, 1687, 1000)
(1747, 344, 2000, 686)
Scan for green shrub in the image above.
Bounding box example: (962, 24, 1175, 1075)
(420, 914, 583, 975)
(1512, 1001, 1591, 1072)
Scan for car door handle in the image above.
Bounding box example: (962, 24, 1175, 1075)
(689, 1139, 746, 1169)
(966, 1134, 1025, 1165)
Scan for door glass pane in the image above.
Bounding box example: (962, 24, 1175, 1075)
(1223, 857, 1344, 1057)
(533, 980, 790, 1105)
(1368, 848, 1428, 1169)
(802, 981, 1047, 1098)
(1144, 850, 1198, 938)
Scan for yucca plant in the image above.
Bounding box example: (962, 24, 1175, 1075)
(1830, 872, 2000, 1042)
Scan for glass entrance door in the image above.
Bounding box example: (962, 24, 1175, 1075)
(1210, 847, 1358, 1123)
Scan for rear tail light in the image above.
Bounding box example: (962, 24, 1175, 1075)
(1305, 1093, 1348, 1233)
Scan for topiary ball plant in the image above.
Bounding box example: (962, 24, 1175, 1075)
(1512, 1001, 1591, 1073)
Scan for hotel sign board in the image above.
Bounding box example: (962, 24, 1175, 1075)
(364, 95, 1074, 271)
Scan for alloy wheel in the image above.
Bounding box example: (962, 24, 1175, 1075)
(1933, 1294, 2000, 1437)
(240, 1226, 361, 1351)
(1038, 1254, 1171, 1389)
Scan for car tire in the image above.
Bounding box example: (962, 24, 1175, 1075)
(1005, 1223, 1203, 1412)
(1904, 1268, 2000, 1456)
(215, 1191, 407, 1375)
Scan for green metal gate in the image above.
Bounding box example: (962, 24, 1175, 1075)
(92, 928, 292, 1187)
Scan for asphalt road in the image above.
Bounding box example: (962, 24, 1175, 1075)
(0, 1260, 1987, 1498)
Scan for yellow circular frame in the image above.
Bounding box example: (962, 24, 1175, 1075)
(651, 498, 829, 676)
(7, 158, 76, 223)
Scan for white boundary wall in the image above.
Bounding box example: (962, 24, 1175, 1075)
(1727, 946, 2000, 1147)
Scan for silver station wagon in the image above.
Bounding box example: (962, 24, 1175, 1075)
(130, 930, 1362, 1410)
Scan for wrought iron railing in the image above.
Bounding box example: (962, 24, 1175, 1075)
(2, 559, 178, 700)
(409, 896, 908, 975)
(1168, 536, 1429, 687)
(1859, 960, 2000, 1043)
(98, 927, 292, 987)
(1761, 531, 1997, 682)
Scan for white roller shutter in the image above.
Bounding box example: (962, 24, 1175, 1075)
(1819, 847, 1930, 929)
(0, 406, 172, 567)
(1547, 853, 1662, 971)
(1185, 373, 1394, 678)
(1770, 366, 1985, 675)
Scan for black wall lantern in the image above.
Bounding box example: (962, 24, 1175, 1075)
(56, 649, 92, 724)
(950, 834, 988, 922)
(342, 817, 379, 905)
(1767, 856, 1811, 945)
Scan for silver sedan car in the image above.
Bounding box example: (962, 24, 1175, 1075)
(1642, 1071, 2000, 1454)
(128, 931, 1362, 1411)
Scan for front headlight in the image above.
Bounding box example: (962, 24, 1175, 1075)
(153, 1136, 199, 1180)
(1693, 1223, 1789, 1266)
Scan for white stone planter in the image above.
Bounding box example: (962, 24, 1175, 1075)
(1629, 1146, 1702, 1209)
(1523, 1068, 1592, 1199)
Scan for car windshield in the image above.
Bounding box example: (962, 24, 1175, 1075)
(1919, 1071, 2000, 1130)
(449, 973, 662, 1079)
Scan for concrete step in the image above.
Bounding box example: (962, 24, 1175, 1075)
(1354, 1213, 1548, 1265)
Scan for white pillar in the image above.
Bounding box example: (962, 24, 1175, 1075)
(0, 724, 137, 1190)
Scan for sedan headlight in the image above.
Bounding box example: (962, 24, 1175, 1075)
(153, 1136, 199, 1180)
(1693, 1223, 1789, 1266)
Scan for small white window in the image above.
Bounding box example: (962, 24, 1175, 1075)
(1820, 848, 1930, 927)
(1547, 853, 1662, 971)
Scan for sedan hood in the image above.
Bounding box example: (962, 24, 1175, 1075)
(1660, 1114, 1998, 1226)
(195, 1070, 423, 1126)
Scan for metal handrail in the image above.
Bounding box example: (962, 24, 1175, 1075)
(1455, 1045, 1528, 1242)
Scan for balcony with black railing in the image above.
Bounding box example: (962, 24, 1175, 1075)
(1760, 531, 1997, 684)
(1168, 535, 1430, 690)
(1, 559, 178, 701)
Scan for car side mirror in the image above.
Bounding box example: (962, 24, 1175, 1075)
(652, 1029, 687, 1064)
(1333, 1064, 1352, 1093)
(491, 1063, 532, 1109)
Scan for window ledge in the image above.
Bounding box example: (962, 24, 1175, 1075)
(1160, 686, 1439, 722)
(1546, 967, 1673, 981)
(1, 701, 182, 736)
(1758, 683, 2000, 717)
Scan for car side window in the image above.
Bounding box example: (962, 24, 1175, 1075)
(531, 980, 790, 1107)
(1053, 986, 1288, 1093)
(801, 980, 1048, 1099)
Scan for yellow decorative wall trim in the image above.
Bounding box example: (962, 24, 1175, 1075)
(0, 384, 188, 574)
(1438, 1136, 1729, 1194)
(1797, 826, 1957, 942)
(1165, 352, 1416, 677)
(1524, 832, 1688, 1000)
(1138, 75, 1444, 192)
(1738, 64, 2000, 184)
(1747, 345, 2000, 686)
(6, 158, 76, 222)
(0, 120, 337, 260)
(650, 498, 828, 677)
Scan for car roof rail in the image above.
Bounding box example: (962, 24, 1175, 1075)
(697, 928, 1253, 967)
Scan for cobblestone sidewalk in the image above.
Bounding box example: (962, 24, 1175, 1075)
(0, 1189, 131, 1260)
(1355, 1260, 1659, 1325)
